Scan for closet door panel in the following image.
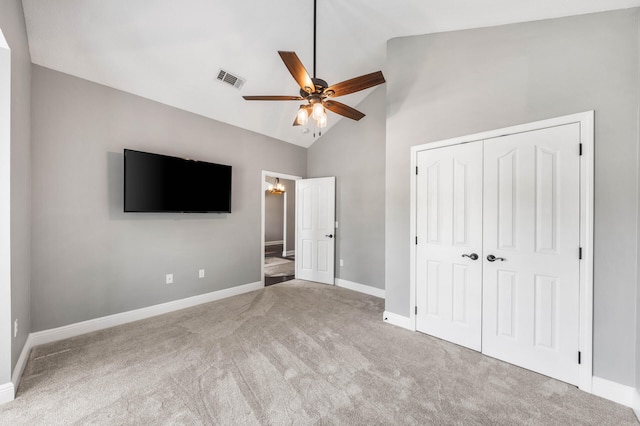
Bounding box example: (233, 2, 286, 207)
(482, 124, 581, 385)
(416, 143, 483, 351)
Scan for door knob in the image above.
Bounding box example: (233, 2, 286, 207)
(487, 254, 506, 262)
(461, 253, 479, 260)
(325, 234, 333, 238)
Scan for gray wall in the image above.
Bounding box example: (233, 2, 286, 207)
(0, 30, 10, 387)
(385, 9, 640, 386)
(31, 65, 306, 331)
(308, 87, 386, 290)
(0, 0, 31, 380)
(264, 177, 295, 250)
(265, 187, 284, 243)
(282, 178, 295, 252)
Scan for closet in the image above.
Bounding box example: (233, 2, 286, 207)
(414, 122, 582, 385)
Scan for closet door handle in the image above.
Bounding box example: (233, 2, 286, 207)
(461, 253, 479, 260)
(487, 254, 506, 262)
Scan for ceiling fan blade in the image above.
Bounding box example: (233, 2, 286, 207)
(243, 95, 304, 101)
(323, 100, 365, 121)
(326, 71, 385, 98)
(278, 51, 316, 94)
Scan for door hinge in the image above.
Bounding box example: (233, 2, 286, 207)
(578, 351, 581, 364)
(415, 306, 418, 315)
(579, 247, 582, 260)
(415, 236, 418, 245)
(415, 166, 418, 175)
(579, 143, 583, 156)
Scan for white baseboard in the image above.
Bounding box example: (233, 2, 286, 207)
(265, 240, 283, 246)
(592, 376, 640, 410)
(11, 334, 34, 394)
(382, 311, 414, 331)
(29, 281, 262, 348)
(0, 382, 14, 405)
(283, 250, 295, 257)
(335, 278, 385, 299)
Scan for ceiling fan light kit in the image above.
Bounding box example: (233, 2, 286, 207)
(267, 178, 286, 195)
(242, 0, 386, 136)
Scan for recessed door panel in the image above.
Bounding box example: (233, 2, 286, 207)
(535, 147, 557, 254)
(496, 270, 517, 339)
(426, 261, 440, 316)
(301, 239, 313, 271)
(497, 150, 517, 251)
(317, 240, 329, 272)
(426, 162, 441, 244)
(452, 264, 468, 324)
(453, 160, 469, 246)
(534, 275, 558, 350)
(301, 186, 313, 231)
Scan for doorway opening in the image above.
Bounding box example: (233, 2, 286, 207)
(261, 171, 301, 287)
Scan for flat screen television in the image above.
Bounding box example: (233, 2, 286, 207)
(124, 149, 232, 213)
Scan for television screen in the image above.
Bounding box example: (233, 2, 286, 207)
(124, 149, 232, 213)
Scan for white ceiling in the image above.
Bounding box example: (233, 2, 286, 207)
(21, 0, 640, 148)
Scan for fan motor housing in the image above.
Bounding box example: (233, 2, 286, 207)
(300, 78, 329, 97)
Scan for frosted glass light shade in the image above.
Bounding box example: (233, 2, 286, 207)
(312, 103, 324, 120)
(317, 112, 328, 128)
(296, 107, 309, 125)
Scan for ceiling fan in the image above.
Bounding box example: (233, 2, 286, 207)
(242, 0, 386, 134)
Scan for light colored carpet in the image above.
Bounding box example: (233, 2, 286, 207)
(264, 257, 294, 277)
(0, 280, 636, 425)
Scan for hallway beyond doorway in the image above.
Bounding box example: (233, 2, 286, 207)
(265, 244, 294, 286)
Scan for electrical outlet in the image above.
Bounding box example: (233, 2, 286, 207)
(199, 269, 205, 278)
(14, 319, 18, 338)
(340, 259, 344, 267)
(166, 273, 173, 284)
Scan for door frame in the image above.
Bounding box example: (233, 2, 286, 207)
(261, 171, 302, 287)
(282, 191, 288, 257)
(0, 29, 13, 402)
(409, 111, 594, 392)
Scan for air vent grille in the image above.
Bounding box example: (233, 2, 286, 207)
(217, 69, 245, 89)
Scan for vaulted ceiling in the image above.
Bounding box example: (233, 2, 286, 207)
(21, 0, 640, 147)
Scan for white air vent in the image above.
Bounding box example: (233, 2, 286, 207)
(216, 69, 245, 89)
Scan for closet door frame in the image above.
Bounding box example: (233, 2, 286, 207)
(409, 111, 594, 392)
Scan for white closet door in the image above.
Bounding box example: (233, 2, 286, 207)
(295, 177, 336, 285)
(482, 124, 581, 385)
(416, 143, 483, 351)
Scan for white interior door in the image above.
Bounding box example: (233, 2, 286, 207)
(482, 124, 581, 385)
(416, 143, 483, 351)
(296, 177, 335, 285)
